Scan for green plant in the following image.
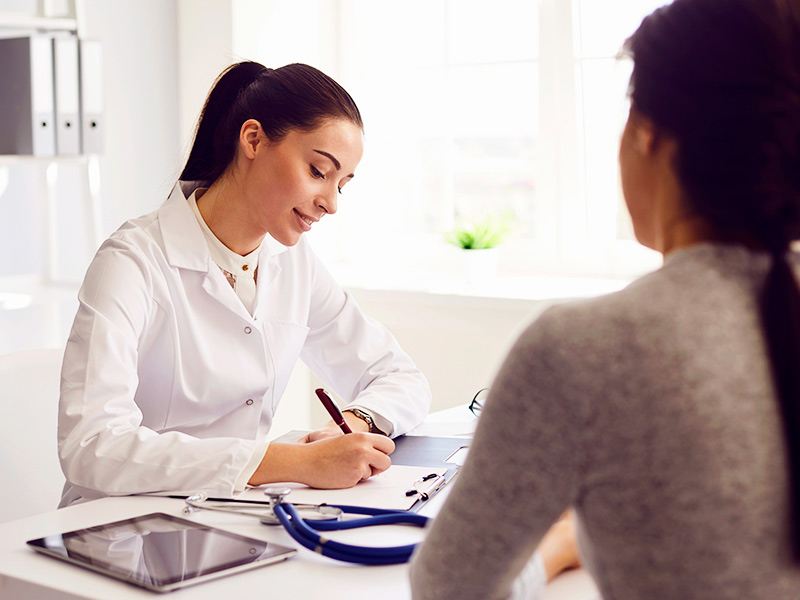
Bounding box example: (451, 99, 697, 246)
(445, 212, 515, 250)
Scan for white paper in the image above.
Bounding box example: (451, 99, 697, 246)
(405, 405, 478, 437)
(242, 465, 448, 511)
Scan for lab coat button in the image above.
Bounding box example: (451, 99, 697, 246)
(244, 326, 252, 334)
(246, 398, 254, 406)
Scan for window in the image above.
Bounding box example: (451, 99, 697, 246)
(569, 0, 669, 274)
(326, 1, 539, 270)
(234, 0, 669, 279)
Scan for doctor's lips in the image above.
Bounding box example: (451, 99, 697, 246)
(294, 209, 319, 228)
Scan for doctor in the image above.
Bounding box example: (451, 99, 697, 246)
(58, 61, 431, 506)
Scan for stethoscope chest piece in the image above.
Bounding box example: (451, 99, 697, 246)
(259, 487, 343, 525)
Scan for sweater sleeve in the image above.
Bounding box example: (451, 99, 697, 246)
(410, 310, 585, 599)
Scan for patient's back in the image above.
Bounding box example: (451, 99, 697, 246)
(553, 244, 799, 598)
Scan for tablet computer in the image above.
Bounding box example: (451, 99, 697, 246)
(27, 512, 296, 593)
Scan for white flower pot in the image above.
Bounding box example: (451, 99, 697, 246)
(464, 248, 499, 285)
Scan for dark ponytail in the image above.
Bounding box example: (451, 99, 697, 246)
(180, 61, 363, 184)
(625, 0, 800, 557)
(762, 252, 800, 558)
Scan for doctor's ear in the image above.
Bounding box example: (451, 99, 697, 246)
(239, 119, 265, 158)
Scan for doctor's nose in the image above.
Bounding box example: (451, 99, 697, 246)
(317, 192, 338, 216)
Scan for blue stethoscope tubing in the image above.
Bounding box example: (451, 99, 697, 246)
(272, 502, 429, 565)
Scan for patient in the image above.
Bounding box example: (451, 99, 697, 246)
(411, 0, 800, 597)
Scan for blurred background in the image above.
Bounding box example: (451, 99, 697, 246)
(0, 0, 666, 429)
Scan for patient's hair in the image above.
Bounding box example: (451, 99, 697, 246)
(180, 61, 363, 183)
(625, 0, 800, 557)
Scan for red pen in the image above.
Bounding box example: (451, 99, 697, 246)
(315, 388, 352, 434)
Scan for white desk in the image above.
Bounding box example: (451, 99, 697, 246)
(0, 409, 599, 599)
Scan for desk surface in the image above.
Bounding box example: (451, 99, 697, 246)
(0, 409, 599, 600)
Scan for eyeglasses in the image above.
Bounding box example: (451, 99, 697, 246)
(468, 388, 489, 417)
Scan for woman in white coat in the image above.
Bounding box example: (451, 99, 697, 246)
(58, 61, 431, 506)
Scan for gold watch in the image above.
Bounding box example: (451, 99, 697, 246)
(343, 408, 385, 435)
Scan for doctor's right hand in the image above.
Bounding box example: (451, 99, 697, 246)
(248, 433, 395, 490)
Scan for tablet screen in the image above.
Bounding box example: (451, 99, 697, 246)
(27, 512, 296, 592)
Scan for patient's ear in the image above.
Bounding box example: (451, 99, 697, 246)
(631, 112, 657, 155)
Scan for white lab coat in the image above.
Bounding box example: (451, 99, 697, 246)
(58, 181, 431, 505)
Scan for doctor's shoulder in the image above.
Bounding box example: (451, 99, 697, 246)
(81, 209, 170, 302)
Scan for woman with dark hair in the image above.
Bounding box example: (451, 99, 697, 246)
(411, 0, 800, 597)
(58, 62, 431, 506)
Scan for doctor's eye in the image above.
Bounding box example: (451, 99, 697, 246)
(310, 165, 325, 180)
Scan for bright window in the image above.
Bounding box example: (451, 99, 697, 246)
(573, 0, 671, 244)
(234, 0, 669, 279)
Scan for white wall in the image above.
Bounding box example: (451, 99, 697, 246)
(176, 0, 233, 155)
(82, 0, 181, 233)
(350, 289, 555, 412)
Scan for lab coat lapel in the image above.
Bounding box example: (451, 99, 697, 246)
(158, 182, 209, 273)
(158, 181, 253, 322)
(252, 234, 287, 319)
(201, 269, 254, 321)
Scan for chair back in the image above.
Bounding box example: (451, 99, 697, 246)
(0, 348, 64, 522)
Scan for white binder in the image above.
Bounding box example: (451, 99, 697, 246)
(53, 35, 81, 155)
(79, 39, 104, 154)
(0, 36, 56, 156)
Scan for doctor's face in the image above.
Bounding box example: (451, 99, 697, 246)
(243, 118, 364, 247)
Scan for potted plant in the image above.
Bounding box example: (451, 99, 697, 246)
(445, 212, 514, 284)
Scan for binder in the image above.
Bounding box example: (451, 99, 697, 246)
(53, 35, 81, 155)
(79, 39, 104, 154)
(0, 36, 56, 156)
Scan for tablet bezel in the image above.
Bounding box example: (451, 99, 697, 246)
(26, 512, 296, 593)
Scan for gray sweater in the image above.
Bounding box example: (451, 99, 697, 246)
(411, 244, 800, 599)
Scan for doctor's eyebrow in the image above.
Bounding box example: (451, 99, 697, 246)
(313, 149, 340, 170)
(313, 149, 355, 180)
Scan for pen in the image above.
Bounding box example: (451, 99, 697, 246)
(315, 388, 353, 434)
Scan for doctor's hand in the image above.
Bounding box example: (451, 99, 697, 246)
(302, 412, 372, 443)
(538, 510, 582, 582)
(248, 433, 396, 490)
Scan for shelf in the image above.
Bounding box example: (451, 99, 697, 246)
(0, 13, 77, 32)
(0, 154, 91, 164)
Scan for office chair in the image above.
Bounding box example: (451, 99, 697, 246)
(0, 348, 64, 522)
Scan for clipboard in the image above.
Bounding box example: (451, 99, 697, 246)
(243, 464, 450, 512)
(388, 435, 468, 511)
(390, 435, 470, 469)
(405, 468, 458, 512)
(265, 431, 469, 511)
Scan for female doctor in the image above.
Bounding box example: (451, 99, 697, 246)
(58, 61, 431, 506)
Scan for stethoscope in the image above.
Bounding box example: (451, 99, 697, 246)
(184, 487, 430, 565)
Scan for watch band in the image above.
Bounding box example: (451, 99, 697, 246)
(343, 408, 385, 435)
